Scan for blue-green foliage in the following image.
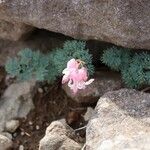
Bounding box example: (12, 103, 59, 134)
(5, 48, 50, 81)
(101, 47, 150, 88)
(50, 41, 94, 76)
(5, 40, 94, 82)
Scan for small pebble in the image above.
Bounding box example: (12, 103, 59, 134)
(36, 125, 40, 130)
(13, 132, 17, 138)
(38, 88, 43, 93)
(46, 122, 49, 126)
(19, 145, 24, 150)
(21, 132, 25, 136)
(28, 121, 33, 125)
(52, 101, 56, 104)
(80, 122, 83, 126)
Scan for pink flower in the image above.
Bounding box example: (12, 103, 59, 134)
(62, 58, 94, 93)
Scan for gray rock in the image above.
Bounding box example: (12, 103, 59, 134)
(0, 20, 33, 41)
(39, 119, 82, 150)
(86, 89, 150, 150)
(0, 1, 150, 49)
(83, 107, 95, 122)
(0, 134, 13, 150)
(5, 120, 20, 133)
(0, 81, 36, 133)
(1, 132, 12, 140)
(19, 145, 24, 150)
(63, 71, 122, 104)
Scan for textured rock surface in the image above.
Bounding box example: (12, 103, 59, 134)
(39, 119, 82, 150)
(0, 134, 13, 150)
(86, 89, 150, 150)
(0, 81, 36, 133)
(83, 107, 95, 122)
(63, 71, 122, 104)
(0, 20, 33, 41)
(0, 0, 150, 49)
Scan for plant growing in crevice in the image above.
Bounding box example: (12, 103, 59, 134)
(101, 46, 150, 88)
(5, 41, 94, 87)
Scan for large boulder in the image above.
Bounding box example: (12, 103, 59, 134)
(0, 1, 150, 49)
(86, 89, 150, 150)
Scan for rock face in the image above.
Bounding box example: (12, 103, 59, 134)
(0, 0, 150, 49)
(63, 71, 122, 104)
(83, 107, 95, 122)
(0, 81, 36, 133)
(86, 89, 150, 150)
(39, 119, 82, 150)
(0, 134, 13, 150)
(0, 20, 33, 41)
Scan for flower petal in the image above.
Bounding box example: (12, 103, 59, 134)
(62, 68, 69, 75)
(68, 81, 78, 93)
(67, 58, 79, 69)
(62, 75, 69, 84)
(68, 79, 73, 87)
(62, 58, 94, 94)
(72, 86, 78, 93)
(78, 67, 88, 81)
(85, 79, 94, 85)
(77, 81, 86, 89)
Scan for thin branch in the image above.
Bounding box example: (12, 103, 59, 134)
(81, 143, 86, 150)
(74, 125, 87, 131)
(141, 87, 150, 92)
